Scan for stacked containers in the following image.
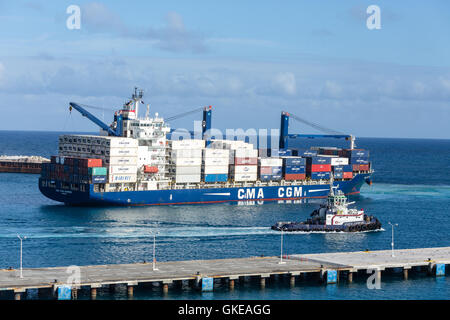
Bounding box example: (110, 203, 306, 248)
(330, 157, 349, 179)
(259, 157, 283, 181)
(107, 138, 138, 183)
(230, 148, 258, 182)
(340, 149, 370, 172)
(42, 156, 105, 183)
(306, 156, 331, 180)
(202, 149, 229, 182)
(332, 164, 353, 179)
(169, 139, 205, 183)
(282, 157, 306, 180)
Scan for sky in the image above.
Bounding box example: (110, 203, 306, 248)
(0, 0, 449, 139)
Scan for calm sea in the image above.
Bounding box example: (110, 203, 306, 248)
(0, 131, 449, 300)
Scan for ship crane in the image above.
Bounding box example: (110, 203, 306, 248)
(279, 111, 356, 150)
(69, 102, 122, 137)
(167, 106, 212, 140)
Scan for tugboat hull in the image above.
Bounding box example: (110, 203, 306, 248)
(272, 216, 382, 232)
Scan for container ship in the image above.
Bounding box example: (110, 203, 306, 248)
(39, 88, 373, 206)
(0, 156, 50, 174)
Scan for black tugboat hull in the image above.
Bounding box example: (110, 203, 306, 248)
(271, 217, 382, 233)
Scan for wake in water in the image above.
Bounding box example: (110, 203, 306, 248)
(362, 183, 450, 200)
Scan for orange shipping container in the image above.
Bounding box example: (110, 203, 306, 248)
(343, 172, 353, 179)
(310, 164, 331, 172)
(284, 173, 306, 181)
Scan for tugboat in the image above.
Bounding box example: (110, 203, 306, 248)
(272, 179, 381, 232)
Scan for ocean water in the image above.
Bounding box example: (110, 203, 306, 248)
(0, 131, 449, 300)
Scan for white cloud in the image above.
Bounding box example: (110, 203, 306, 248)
(273, 72, 296, 96)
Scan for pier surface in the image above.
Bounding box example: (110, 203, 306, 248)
(0, 247, 448, 296)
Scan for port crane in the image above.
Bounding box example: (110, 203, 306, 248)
(279, 111, 356, 150)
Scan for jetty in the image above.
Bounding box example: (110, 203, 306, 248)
(0, 247, 448, 300)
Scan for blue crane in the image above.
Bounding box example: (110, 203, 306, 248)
(69, 102, 123, 137)
(279, 111, 355, 150)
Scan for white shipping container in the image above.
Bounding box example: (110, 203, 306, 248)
(109, 166, 138, 174)
(175, 174, 201, 183)
(169, 139, 205, 149)
(331, 157, 349, 166)
(232, 165, 258, 174)
(259, 157, 283, 167)
(203, 149, 230, 158)
(109, 174, 137, 183)
(108, 137, 138, 148)
(172, 157, 202, 166)
(173, 166, 202, 175)
(108, 157, 138, 166)
(203, 165, 229, 174)
(232, 173, 258, 181)
(203, 157, 229, 166)
(234, 149, 258, 158)
(171, 149, 203, 158)
(108, 148, 138, 157)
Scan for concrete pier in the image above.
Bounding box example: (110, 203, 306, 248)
(0, 247, 448, 299)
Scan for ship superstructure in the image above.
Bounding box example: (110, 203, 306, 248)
(39, 88, 373, 206)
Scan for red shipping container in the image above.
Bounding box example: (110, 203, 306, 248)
(284, 173, 306, 181)
(310, 164, 331, 172)
(353, 164, 369, 171)
(343, 172, 353, 179)
(260, 166, 272, 174)
(144, 166, 158, 173)
(235, 157, 258, 165)
(87, 158, 102, 167)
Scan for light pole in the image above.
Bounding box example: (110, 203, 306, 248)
(388, 222, 398, 257)
(17, 235, 27, 279)
(278, 229, 286, 264)
(151, 232, 159, 271)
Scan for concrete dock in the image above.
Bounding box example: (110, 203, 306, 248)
(1, 246, 448, 299)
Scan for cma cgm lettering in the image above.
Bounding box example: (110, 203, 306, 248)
(237, 188, 265, 200)
(278, 186, 303, 198)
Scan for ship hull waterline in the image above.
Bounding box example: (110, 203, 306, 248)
(39, 173, 371, 207)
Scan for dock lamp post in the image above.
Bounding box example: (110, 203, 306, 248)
(151, 232, 159, 271)
(17, 235, 27, 279)
(388, 222, 398, 257)
(278, 229, 286, 265)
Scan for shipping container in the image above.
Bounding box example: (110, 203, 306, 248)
(341, 149, 369, 158)
(92, 175, 108, 183)
(173, 166, 202, 175)
(88, 167, 107, 176)
(108, 157, 137, 166)
(203, 174, 228, 183)
(108, 137, 138, 148)
(333, 172, 343, 179)
(203, 165, 228, 174)
(174, 174, 201, 183)
(259, 157, 283, 167)
(232, 165, 258, 174)
(284, 166, 306, 174)
(310, 172, 331, 180)
(260, 174, 282, 181)
(108, 165, 138, 174)
(109, 174, 137, 183)
(172, 157, 202, 166)
(271, 166, 282, 175)
(309, 164, 332, 172)
(306, 156, 331, 165)
(282, 157, 306, 166)
(169, 139, 205, 150)
(203, 149, 230, 158)
(233, 157, 258, 165)
(303, 150, 318, 156)
(234, 149, 258, 158)
(259, 166, 273, 175)
(284, 173, 306, 181)
(170, 149, 203, 158)
(350, 157, 370, 165)
(108, 148, 138, 157)
(330, 157, 349, 166)
(203, 157, 229, 166)
(353, 164, 370, 171)
(343, 172, 353, 179)
(232, 173, 258, 181)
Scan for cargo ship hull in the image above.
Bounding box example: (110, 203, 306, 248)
(39, 172, 370, 206)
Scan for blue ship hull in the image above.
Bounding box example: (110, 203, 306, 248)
(39, 173, 371, 206)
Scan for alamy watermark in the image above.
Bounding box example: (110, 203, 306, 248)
(367, 5, 381, 30)
(66, 5, 81, 30)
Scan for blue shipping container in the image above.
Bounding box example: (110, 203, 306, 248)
(303, 150, 318, 156)
(307, 156, 332, 165)
(334, 172, 343, 179)
(271, 166, 282, 175)
(204, 174, 228, 183)
(350, 157, 370, 165)
(260, 174, 282, 181)
(349, 150, 369, 158)
(283, 157, 306, 166)
(310, 172, 331, 180)
(333, 165, 344, 172)
(284, 166, 306, 174)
